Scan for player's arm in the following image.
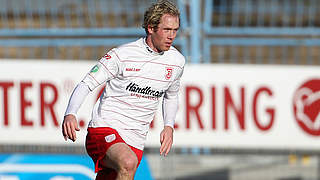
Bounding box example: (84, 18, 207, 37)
(160, 64, 184, 155)
(82, 50, 121, 91)
(62, 82, 90, 142)
(160, 79, 181, 156)
(62, 50, 121, 142)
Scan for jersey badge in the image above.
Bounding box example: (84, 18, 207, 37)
(165, 67, 173, 80)
(103, 53, 111, 60)
(105, 134, 116, 143)
(90, 65, 99, 73)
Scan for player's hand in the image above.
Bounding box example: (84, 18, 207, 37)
(62, 114, 80, 142)
(160, 126, 174, 156)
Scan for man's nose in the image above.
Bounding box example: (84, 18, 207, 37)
(168, 30, 176, 39)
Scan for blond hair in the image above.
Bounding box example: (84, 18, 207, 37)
(142, 0, 180, 34)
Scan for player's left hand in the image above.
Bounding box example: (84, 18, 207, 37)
(160, 126, 174, 156)
(62, 114, 80, 142)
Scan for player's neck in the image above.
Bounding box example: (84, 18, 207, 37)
(145, 36, 161, 53)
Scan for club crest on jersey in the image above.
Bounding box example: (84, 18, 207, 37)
(103, 53, 111, 60)
(165, 67, 173, 80)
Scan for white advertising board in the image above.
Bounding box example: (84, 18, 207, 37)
(0, 60, 319, 150)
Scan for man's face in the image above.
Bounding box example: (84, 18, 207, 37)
(148, 14, 180, 52)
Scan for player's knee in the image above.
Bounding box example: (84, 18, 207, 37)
(118, 155, 138, 175)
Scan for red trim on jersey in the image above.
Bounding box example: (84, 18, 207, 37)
(112, 49, 122, 62)
(98, 61, 116, 78)
(111, 97, 156, 111)
(124, 75, 173, 83)
(88, 73, 101, 85)
(101, 109, 149, 123)
(121, 60, 183, 69)
(111, 49, 183, 69)
(120, 44, 140, 48)
(111, 96, 156, 111)
(166, 89, 179, 93)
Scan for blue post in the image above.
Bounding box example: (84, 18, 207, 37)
(190, 0, 201, 63)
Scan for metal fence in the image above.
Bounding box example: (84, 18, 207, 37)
(0, 0, 319, 64)
(0, 0, 188, 60)
(0, 0, 154, 31)
(202, 0, 320, 64)
(204, 0, 320, 31)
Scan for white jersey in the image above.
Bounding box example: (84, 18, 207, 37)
(82, 38, 185, 150)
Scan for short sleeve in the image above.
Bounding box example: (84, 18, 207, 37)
(165, 67, 184, 99)
(82, 49, 120, 90)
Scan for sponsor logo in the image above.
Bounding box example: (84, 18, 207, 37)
(126, 82, 164, 98)
(126, 68, 141, 72)
(90, 65, 99, 73)
(103, 53, 111, 60)
(165, 67, 173, 80)
(105, 134, 116, 143)
(293, 78, 320, 136)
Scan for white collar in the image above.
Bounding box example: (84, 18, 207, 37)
(142, 37, 164, 55)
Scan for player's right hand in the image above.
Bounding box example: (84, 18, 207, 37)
(62, 114, 80, 142)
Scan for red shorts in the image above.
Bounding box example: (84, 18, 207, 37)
(85, 127, 143, 173)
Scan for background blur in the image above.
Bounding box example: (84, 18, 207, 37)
(0, 0, 320, 180)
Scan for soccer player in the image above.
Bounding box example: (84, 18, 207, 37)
(62, 0, 185, 179)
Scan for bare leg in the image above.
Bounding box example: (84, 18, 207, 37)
(100, 142, 138, 180)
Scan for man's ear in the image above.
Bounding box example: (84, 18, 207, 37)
(147, 25, 154, 34)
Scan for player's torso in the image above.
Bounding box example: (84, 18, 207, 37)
(89, 40, 184, 149)
(121, 55, 177, 100)
(104, 43, 183, 108)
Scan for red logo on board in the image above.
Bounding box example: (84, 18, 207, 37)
(293, 79, 320, 136)
(165, 67, 173, 80)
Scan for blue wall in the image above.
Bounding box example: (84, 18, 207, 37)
(0, 154, 153, 180)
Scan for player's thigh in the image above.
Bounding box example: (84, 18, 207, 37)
(101, 142, 138, 170)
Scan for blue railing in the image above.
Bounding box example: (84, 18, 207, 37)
(0, 0, 189, 60)
(203, 38, 320, 64)
(0, 0, 319, 64)
(202, 0, 320, 64)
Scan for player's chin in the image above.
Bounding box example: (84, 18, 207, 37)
(162, 46, 170, 51)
